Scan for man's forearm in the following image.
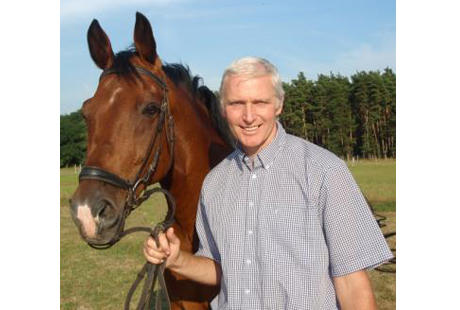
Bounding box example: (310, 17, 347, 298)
(168, 250, 221, 286)
(333, 270, 377, 310)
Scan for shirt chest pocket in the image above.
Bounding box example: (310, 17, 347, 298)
(260, 202, 323, 260)
(263, 202, 312, 233)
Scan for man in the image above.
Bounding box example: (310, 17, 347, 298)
(144, 57, 393, 309)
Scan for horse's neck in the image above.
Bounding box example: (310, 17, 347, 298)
(160, 94, 232, 247)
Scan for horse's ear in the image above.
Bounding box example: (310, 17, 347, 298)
(134, 12, 157, 64)
(87, 19, 114, 70)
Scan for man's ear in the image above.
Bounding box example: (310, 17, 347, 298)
(220, 105, 227, 118)
(275, 98, 284, 116)
(219, 100, 227, 118)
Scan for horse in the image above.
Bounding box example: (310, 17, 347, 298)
(69, 12, 234, 309)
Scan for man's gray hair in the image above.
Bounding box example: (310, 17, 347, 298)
(219, 56, 284, 108)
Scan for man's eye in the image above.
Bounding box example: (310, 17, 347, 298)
(142, 103, 161, 116)
(228, 101, 243, 106)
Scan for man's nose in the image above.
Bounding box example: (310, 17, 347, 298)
(242, 103, 255, 122)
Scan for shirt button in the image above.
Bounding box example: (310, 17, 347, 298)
(244, 289, 250, 294)
(246, 259, 251, 265)
(251, 174, 257, 179)
(248, 230, 253, 235)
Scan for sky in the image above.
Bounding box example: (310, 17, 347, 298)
(60, 0, 395, 114)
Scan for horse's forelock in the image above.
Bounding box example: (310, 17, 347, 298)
(110, 48, 139, 77)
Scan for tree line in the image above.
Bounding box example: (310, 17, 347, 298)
(279, 68, 396, 159)
(60, 69, 396, 167)
(60, 110, 86, 167)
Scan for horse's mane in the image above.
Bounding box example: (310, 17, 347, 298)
(110, 47, 235, 148)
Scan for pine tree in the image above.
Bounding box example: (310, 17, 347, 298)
(382, 68, 396, 158)
(280, 72, 313, 139)
(60, 110, 87, 167)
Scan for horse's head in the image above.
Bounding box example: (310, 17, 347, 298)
(70, 13, 174, 246)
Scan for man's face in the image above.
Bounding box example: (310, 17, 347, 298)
(222, 74, 282, 157)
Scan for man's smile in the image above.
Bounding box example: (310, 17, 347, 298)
(241, 124, 262, 134)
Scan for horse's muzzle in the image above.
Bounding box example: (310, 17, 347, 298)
(69, 197, 122, 243)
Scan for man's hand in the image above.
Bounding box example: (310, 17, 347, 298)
(143, 227, 182, 269)
(143, 227, 221, 286)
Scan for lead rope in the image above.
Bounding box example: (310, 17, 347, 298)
(118, 187, 176, 310)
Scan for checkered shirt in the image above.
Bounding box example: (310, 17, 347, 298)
(195, 122, 393, 310)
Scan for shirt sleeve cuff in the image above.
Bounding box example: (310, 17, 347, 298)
(331, 252, 394, 277)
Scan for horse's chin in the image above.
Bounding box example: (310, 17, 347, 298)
(83, 233, 119, 248)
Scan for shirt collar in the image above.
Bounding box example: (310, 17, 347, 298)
(234, 121, 287, 171)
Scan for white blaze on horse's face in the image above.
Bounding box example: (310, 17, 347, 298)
(76, 204, 97, 239)
(107, 86, 123, 107)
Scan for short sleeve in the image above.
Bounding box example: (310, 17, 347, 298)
(320, 162, 393, 277)
(195, 192, 221, 264)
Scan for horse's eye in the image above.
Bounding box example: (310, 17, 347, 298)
(142, 103, 161, 116)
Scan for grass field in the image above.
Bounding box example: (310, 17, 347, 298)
(347, 159, 396, 212)
(61, 159, 396, 309)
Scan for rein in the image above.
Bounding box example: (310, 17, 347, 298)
(78, 65, 176, 309)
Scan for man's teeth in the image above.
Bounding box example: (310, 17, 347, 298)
(244, 126, 259, 132)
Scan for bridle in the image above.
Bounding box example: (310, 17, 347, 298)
(77, 65, 177, 309)
(78, 65, 176, 249)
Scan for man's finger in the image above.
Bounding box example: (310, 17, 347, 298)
(166, 227, 180, 246)
(145, 236, 159, 250)
(158, 232, 171, 255)
(145, 246, 167, 260)
(143, 247, 165, 265)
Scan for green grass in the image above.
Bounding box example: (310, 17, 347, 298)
(60, 168, 79, 206)
(347, 159, 396, 212)
(61, 159, 396, 309)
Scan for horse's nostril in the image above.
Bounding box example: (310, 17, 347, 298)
(95, 199, 110, 218)
(95, 199, 119, 229)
